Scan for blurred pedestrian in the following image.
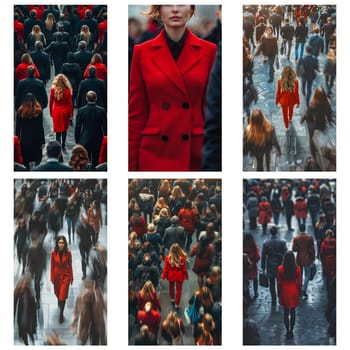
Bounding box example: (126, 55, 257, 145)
(261, 225, 288, 304)
(323, 48, 336, 96)
(294, 195, 307, 231)
(88, 199, 103, 245)
(71, 279, 107, 345)
(136, 301, 161, 338)
(14, 274, 37, 345)
(275, 66, 300, 131)
(178, 199, 199, 251)
(258, 196, 272, 235)
(162, 243, 188, 310)
(292, 224, 315, 299)
(134, 324, 157, 345)
(243, 109, 281, 171)
(277, 251, 302, 339)
(243, 233, 260, 300)
(280, 18, 294, 60)
(50, 235, 73, 323)
(246, 191, 259, 229)
(137, 280, 161, 312)
(294, 16, 308, 62)
(195, 313, 215, 345)
(129, 5, 217, 171)
(320, 229, 336, 296)
(89, 242, 107, 290)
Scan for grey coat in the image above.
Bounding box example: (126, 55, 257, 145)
(261, 236, 287, 278)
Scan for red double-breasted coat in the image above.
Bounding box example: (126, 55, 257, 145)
(49, 88, 73, 133)
(50, 249, 73, 301)
(162, 255, 188, 283)
(277, 265, 302, 308)
(129, 28, 217, 171)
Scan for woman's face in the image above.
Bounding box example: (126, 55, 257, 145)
(159, 5, 193, 30)
(57, 239, 65, 251)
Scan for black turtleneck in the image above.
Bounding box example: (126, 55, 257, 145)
(164, 29, 188, 61)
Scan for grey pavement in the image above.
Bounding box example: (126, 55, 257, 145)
(14, 180, 107, 345)
(244, 27, 336, 171)
(244, 204, 331, 345)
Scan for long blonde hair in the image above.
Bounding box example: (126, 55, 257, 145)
(168, 243, 187, 267)
(246, 109, 273, 147)
(80, 24, 91, 44)
(139, 280, 156, 300)
(45, 13, 56, 31)
(52, 74, 72, 100)
(281, 66, 296, 92)
(31, 24, 42, 41)
(163, 311, 181, 336)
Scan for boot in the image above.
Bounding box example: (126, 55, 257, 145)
(59, 300, 65, 323)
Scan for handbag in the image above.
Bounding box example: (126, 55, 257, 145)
(309, 262, 317, 281)
(259, 272, 268, 287)
(184, 295, 200, 325)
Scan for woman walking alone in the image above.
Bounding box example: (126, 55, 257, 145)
(276, 66, 300, 131)
(277, 251, 302, 339)
(50, 235, 73, 324)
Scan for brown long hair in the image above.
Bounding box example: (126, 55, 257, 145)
(168, 243, 187, 267)
(142, 5, 195, 18)
(246, 109, 274, 147)
(310, 86, 330, 106)
(280, 66, 297, 92)
(17, 93, 42, 118)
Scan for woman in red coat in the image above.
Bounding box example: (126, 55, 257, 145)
(258, 196, 272, 235)
(137, 280, 161, 312)
(277, 251, 302, 339)
(320, 229, 336, 295)
(275, 66, 300, 131)
(178, 199, 199, 251)
(83, 53, 107, 81)
(49, 74, 73, 150)
(129, 5, 217, 171)
(162, 243, 188, 309)
(50, 235, 73, 324)
(15, 53, 40, 82)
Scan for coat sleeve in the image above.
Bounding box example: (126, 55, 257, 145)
(68, 250, 73, 282)
(275, 80, 281, 104)
(50, 250, 55, 282)
(49, 88, 54, 116)
(295, 80, 300, 105)
(128, 45, 149, 171)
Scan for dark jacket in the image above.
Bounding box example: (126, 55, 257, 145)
(162, 224, 185, 250)
(261, 235, 287, 278)
(280, 24, 294, 40)
(294, 24, 308, 43)
(308, 34, 324, 56)
(76, 76, 107, 109)
(32, 159, 72, 171)
(15, 77, 48, 110)
(30, 50, 51, 82)
(299, 54, 319, 80)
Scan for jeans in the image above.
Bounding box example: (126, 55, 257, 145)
(302, 78, 314, 106)
(268, 55, 276, 81)
(301, 264, 311, 292)
(268, 276, 277, 302)
(282, 39, 293, 59)
(295, 42, 305, 61)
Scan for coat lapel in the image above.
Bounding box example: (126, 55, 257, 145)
(150, 29, 202, 97)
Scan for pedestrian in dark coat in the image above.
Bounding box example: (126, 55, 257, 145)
(45, 32, 69, 75)
(76, 213, 93, 279)
(243, 233, 260, 299)
(321, 16, 336, 53)
(298, 45, 319, 106)
(280, 18, 294, 60)
(50, 235, 73, 323)
(261, 226, 288, 304)
(75, 91, 107, 169)
(74, 40, 93, 77)
(14, 274, 37, 345)
(14, 218, 30, 275)
(277, 251, 302, 339)
(294, 16, 308, 61)
(162, 216, 186, 253)
(30, 41, 50, 85)
(323, 49, 336, 96)
(76, 66, 107, 109)
(15, 66, 48, 110)
(15, 93, 45, 169)
(308, 27, 324, 57)
(60, 52, 82, 105)
(246, 191, 259, 229)
(134, 324, 157, 345)
(294, 196, 307, 230)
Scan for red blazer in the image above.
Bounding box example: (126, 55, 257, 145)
(50, 249, 73, 300)
(14, 21, 24, 43)
(275, 79, 300, 107)
(258, 200, 272, 224)
(129, 28, 217, 171)
(277, 265, 301, 308)
(98, 135, 107, 164)
(162, 255, 188, 283)
(83, 63, 107, 81)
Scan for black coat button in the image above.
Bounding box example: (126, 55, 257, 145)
(182, 134, 189, 141)
(162, 102, 170, 110)
(161, 135, 169, 142)
(182, 102, 190, 109)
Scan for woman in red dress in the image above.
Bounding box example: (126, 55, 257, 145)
(275, 66, 300, 131)
(50, 235, 73, 324)
(49, 74, 73, 150)
(277, 250, 302, 339)
(161, 243, 188, 310)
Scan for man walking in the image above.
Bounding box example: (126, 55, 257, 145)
(292, 224, 315, 299)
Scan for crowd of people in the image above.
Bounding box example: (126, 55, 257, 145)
(243, 179, 336, 345)
(14, 179, 107, 345)
(243, 5, 336, 171)
(128, 5, 222, 171)
(128, 179, 222, 345)
(14, 5, 107, 171)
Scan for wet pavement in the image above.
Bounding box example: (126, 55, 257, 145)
(244, 203, 332, 345)
(244, 29, 336, 171)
